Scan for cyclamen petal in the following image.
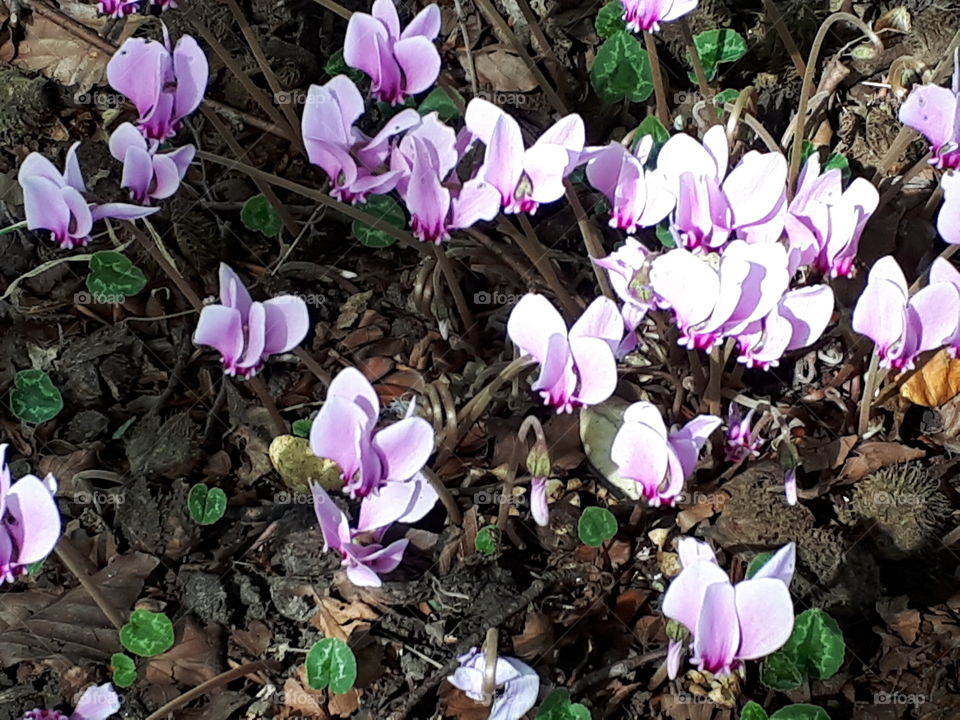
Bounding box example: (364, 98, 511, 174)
(938, 171, 960, 245)
(193, 263, 308, 377)
(619, 0, 699, 35)
(447, 648, 539, 720)
(507, 294, 623, 412)
(898, 51, 960, 170)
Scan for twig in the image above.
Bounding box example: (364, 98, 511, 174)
(643, 31, 670, 125)
(125, 223, 204, 310)
(294, 348, 332, 387)
(569, 649, 667, 694)
(54, 539, 126, 631)
(563, 179, 615, 301)
(512, 0, 573, 97)
(143, 660, 282, 720)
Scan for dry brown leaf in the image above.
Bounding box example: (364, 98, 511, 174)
(467, 49, 538, 92)
(279, 677, 329, 719)
(800, 435, 858, 473)
(838, 442, 925, 482)
(901, 349, 960, 407)
(232, 621, 272, 657)
(311, 597, 378, 640)
(144, 619, 223, 688)
(0, 0, 145, 93)
(512, 610, 555, 660)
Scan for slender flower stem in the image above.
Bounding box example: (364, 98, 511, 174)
(705, 345, 724, 416)
(125, 222, 204, 310)
(789, 13, 882, 193)
(0, 220, 27, 236)
(679, 18, 719, 126)
(421, 466, 462, 526)
(248, 375, 289, 435)
(513, 0, 574, 96)
(857, 349, 881, 436)
(481, 628, 499, 704)
(433, 245, 480, 349)
(508, 215, 581, 319)
(563, 180, 615, 301)
(54, 538, 126, 631)
(643, 31, 670, 126)
(761, 0, 806, 77)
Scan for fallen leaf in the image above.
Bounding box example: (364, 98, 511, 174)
(465, 48, 538, 92)
(144, 618, 223, 688)
(512, 611, 554, 660)
(0, 0, 145, 93)
(0, 552, 158, 664)
(311, 597, 378, 640)
(838, 442, 926, 482)
(232, 621, 272, 657)
(901, 349, 960, 407)
(279, 677, 328, 719)
(800, 435, 858, 473)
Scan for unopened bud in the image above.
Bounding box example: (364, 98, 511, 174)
(666, 618, 689, 642)
(526, 442, 551, 479)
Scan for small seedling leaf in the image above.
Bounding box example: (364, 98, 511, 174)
(769, 705, 831, 720)
(306, 637, 357, 693)
(740, 702, 769, 720)
(87, 251, 147, 301)
(578, 506, 617, 547)
(475, 526, 501, 556)
(111, 653, 138, 688)
(188, 484, 227, 526)
(120, 610, 175, 657)
(10, 369, 63, 424)
(241, 194, 283, 237)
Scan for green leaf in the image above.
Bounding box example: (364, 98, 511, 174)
(635, 115, 670, 145)
(824, 153, 849, 172)
(783, 609, 845, 680)
(801, 139, 818, 162)
(241, 194, 283, 237)
(769, 705, 831, 720)
(27, 559, 45, 575)
(306, 638, 357, 694)
(419, 86, 463, 122)
(110, 653, 138, 688)
(292, 419, 313, 438)
(578, 507, 617, 547)
(120, 610, 175, 657)
(741, 702, 770, 720)
(745, 551, 774, 579)
(688, 29, 749, 82)
(324, 49, 365, 84)
(475, 526, 501, 556)
(187, 484, 227, 526)
(714, 88, 740, 106)
(655, 221, 676, 248)
(760, 649, 804, 691)
(537, 688, 591, 720)
(86, 251, 147, 301)
(10, 369, 63, 424)
(595, 1, 626, 39)
(351, 195, 406, 248)
(591, 31, 653, 104)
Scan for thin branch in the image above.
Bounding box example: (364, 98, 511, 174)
(54, 539, 126, 631)
(143, 660, 282, 720)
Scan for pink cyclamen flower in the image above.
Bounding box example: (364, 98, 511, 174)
(391, 113, 500, 243)
(344, 0, 441, 105)
(507, 294, 624, 413)
(465, 99, 585, 214)
(585, 137, 675, 234)
(1, 445, 61, 585)
(620, 0, 698, 33)
(24, 683, 121, 720)
(649, 240, 790, 352)
(724, 403, 762, 463)
(309, 367, 435, 498)
(18, 143, 157, 249)
(106, 30, 208, 141)
(734, 285, 835, 369)
(108, 123, 194, 204)
(610, 402, 720, 506)
(785, 155, 879, 277)
(193, 263, 310, 378)
(301, 75, 414, 203)
(929, 257, 960, 354)
(663, 539, 795, 678)
(937, 171, 960, 245)
(898, 50, 960, 171)
(852, 256, 960, 370)
(447, 648, 539, 720)
(594, 238, 655, 355)
(312, 481, 436, 587)
(98, 0, 140, 17)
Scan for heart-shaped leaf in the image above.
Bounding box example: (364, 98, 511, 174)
(352, 195, 406, 248)
(475, 525, 501, 556)
(419, 87, 463, 122)
(188, 484, 227, 526)
(595, 1, 626, 39)
(537, 688, 591, 719)
(110, 653, 138, 688)
(590, 31, 653, 104)
(769, 705, 831, 720)
(740, 701, 769, 720)
(784, 609, 845, 679)
(87, 251, 147, 301)
(120, 610, 175, 657)
(241, 194, 283, 237)
(10, 369, 63, 424)
(687, 28, 749, 82)
(578, 506, 617, 547)
(292, 418, 313, 438)
(760, 649, 804, 691)
(306, 638, 357, 694)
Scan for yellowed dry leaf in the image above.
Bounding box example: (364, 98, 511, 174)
(466, 48, 538, 92)
(901, 349, 960, 407)
(1, 1, 145, 93)
(838, 442, 925, 482)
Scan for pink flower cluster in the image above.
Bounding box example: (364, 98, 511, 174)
(308, 368, 438, 587)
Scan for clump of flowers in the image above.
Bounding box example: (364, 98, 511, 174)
(447, 648, 539, 720)
(344, 0, 441, 105)
(193, 263, 310, 378)
(1, 444, 61, 585)
(24, 683, 120, 720)
(852, 255, 960, 370)
(610, 402, 720, 506)
(506, 294, 624, 413)
(663, 539, 795, 678)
